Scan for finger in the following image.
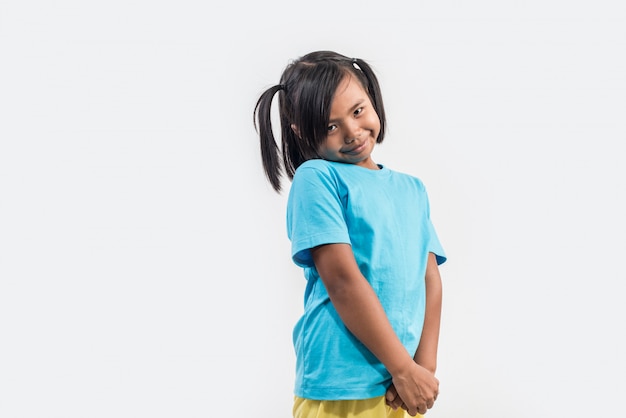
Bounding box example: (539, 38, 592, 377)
(386, 398, 399, 409)
(385, 386, 398, 402)
(388, 398, 402, 410)
(401, 403, 415, 416)
(428, 391, 439, 408)
(387, 394, 402, 409)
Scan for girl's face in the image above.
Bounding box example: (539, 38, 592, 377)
(317, 74, 381, 169)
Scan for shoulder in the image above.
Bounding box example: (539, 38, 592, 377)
(385, 166, 427, 191)
(289, 160, 340, 197)
(292, 159, 343, 186)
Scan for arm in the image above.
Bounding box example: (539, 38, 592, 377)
(413, 252, 443, 373)
(386, 252, 443, 413)
(311, 243, 438, 417)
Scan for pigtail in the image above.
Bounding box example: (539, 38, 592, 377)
(254, 85, 284, 192)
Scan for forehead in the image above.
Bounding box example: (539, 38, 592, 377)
(330, 75, 369, 113)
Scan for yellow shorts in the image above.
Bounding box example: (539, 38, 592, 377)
(293, 396, 423, 418)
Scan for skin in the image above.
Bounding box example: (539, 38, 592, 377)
(305, 74, 443, 416)
(385, 253, 443, 414)
(316, 74, 380, 169)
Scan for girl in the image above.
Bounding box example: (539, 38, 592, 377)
(254, 51, 447, 418)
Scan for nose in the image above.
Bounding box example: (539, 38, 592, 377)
(344, 121, 361, 144)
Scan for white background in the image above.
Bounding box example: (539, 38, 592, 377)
(1, 1, 625, 417)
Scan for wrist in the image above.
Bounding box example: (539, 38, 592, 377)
(386, 355, 417, 376)
(414, 359, 437, 374)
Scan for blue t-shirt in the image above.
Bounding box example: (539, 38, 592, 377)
(286, 159, 446, 400)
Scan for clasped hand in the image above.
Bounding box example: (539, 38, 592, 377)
(385, 363, 439, 416)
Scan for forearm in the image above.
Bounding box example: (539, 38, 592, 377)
(311, 243, 414, 375)
(413, 252, 442, 373)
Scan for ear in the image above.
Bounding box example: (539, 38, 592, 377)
(290, 124, 301, 139)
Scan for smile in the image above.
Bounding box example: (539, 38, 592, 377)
(344, 141, 367, 154)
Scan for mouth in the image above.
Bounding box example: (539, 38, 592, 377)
(344, 141, 367, 155)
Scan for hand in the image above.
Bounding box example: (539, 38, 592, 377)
(388, 363, 439, 416)
(385, 383, 404, 410)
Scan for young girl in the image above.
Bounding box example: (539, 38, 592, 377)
(254, 51, 447, 418)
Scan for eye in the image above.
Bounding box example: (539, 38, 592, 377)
(327, 124, 337, 133)
(354, 107, 364, 116)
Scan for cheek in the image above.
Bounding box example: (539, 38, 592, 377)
(315, 141, 332, 158)
(319, 146, 337, 159)
(366, 113, 381, 130)
(319, 138, 339, 153)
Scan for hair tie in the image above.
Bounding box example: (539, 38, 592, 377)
(278, 84, 286, 90)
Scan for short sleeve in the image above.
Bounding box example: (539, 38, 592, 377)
(426, 220, 447, 265)
(286, 165, 351, 268)
(423, 183, 447, 265)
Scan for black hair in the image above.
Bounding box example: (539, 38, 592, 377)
(253, 50, 387, 192)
